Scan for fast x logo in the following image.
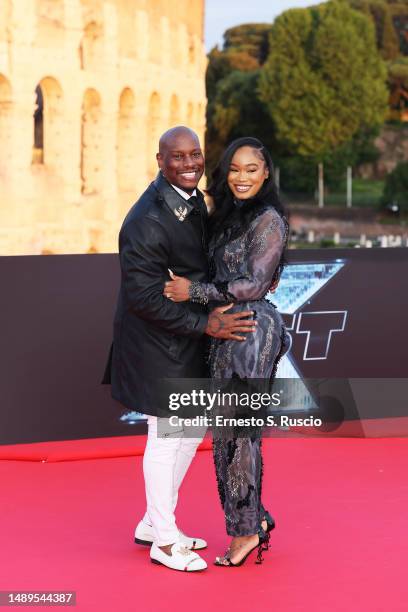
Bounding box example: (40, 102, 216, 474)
(267, 260, 347, 375)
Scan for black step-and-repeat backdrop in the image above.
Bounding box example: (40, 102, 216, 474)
(1, 248, 407, 444)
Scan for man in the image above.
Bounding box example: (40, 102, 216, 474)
(103, 126, 256, 572)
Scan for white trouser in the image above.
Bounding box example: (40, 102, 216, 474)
(142, 415, 206, 547)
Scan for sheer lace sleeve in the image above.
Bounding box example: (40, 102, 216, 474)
(189, 208, 287, 305)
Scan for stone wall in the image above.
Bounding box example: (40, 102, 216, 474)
(0, 0, 207, 254)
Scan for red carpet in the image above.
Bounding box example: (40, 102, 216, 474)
(1, 417, 407, 463)
(0, 435, 212, 462)
(1, 438, 407, 611)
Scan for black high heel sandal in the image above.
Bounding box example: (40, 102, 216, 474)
(263, 510, 275, 533)
(214, 527, 269, 567)
(261, 511, 275, 551)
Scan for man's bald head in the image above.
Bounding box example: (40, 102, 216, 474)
(156, 125, 204, 194)
(158, 126, 200, 155)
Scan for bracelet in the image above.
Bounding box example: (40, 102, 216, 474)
(189, 281, 209, 305)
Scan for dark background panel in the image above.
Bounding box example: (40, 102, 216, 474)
(0, 249, 407, 444)
(0, 254, 142, 444)
(287, 249, 408, 377)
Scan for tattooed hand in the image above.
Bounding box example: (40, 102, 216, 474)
(205, 304, 257, 341)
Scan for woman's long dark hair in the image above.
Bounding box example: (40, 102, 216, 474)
(206, 137, 289, 284)
(207, 136, 286, 235)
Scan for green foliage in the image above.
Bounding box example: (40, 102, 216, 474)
(206, 48, 233, 100)
(205, 23, 277, 175)
(325, 178, 385, 206)
(388, 56, 408, 86)
(257, 2, 388, 190)
(223, 24, 271, 65)
(259, 3, 388, 158)
(205, 1, 405, 193)
(381, 160, 408, 211)
(347, 0, 408, 57)
(381, 5, 400, 59)
(206, 23, 271, 99)
(206, 43, 261, 101)
(319, 239, 337, 248)
(205, 70, 277, 173)
(276, 130, 380, 193)
(340, 0, 408, 115)
(326, 128, 381, 183)
(387, 56, 408, 116)
(276, 156, 319, 193)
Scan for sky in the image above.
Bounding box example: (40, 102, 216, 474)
(205, 0, 328, 50)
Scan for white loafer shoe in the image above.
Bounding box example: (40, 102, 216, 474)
(177, 529, 207, 551)
(150, 542, 207, 572)
(134, 520, 207, 550)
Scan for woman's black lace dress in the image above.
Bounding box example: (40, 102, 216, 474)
(189, 199, 289, 536)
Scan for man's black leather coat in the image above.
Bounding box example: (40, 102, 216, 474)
(102, 172, 209, 415)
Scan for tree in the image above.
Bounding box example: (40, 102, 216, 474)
(205, 24, 276, 174)
(258, 1, 388, 189)
(206, 70, 277, 172)
(387, 57, 408, 116)
(347, 0, 407, 57)
(206, 47, 234, 101)
(381, 5, 400, 59)
(223, 24, 271, 65)
(207, 23, 271, 94)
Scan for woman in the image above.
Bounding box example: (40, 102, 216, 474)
(164, 137, 289, 567)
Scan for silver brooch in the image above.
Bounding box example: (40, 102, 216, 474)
(174, 205, 188, 222)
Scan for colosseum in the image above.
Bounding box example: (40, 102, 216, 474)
(0, 0, 207, 254)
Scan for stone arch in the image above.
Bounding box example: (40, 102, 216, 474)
(80, 21, 104, 71)
(0, 74, 12, 174)
(32, 76, 63, 169)
(117, 87, 137, 192)
(169, 94, 180, 126)
(81, 88, 102, 195)
(147, 92, 160, 181)
(33, 85, 44, 164)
